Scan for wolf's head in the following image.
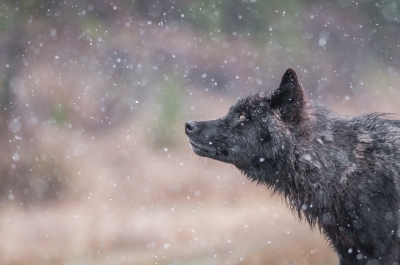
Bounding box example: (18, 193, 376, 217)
(185, 68, 308, 176)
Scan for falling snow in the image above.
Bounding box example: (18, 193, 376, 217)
(0, 0, 398, 264)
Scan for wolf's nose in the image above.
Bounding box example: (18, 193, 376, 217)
(185, 121, 197, 135)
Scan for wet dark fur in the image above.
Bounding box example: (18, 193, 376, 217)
(185, 69, 400, 265)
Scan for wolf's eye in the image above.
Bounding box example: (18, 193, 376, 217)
(239, 114, 246, 120)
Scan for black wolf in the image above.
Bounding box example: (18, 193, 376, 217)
(185, 69, 400, 265)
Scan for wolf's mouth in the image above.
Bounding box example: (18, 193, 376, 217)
(188, 139, 229, 158)
(188, 139, 215, 155)
(188, 139, 202, 150)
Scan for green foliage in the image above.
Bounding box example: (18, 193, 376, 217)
(0, 5, 17, 33)
(79, 14, 105, 37)
(183, 0, 302, 35)
(152, 76, 182, 148)
(51, 103, 68, 125)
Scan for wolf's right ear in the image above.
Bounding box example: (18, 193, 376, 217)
(269, 68, 305, 123)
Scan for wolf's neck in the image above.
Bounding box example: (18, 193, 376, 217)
(240, 108, 344, 221)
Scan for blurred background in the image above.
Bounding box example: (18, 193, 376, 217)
(0, 0, 399, 264)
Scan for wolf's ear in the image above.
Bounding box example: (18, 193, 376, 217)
(270, 68, 305, 123)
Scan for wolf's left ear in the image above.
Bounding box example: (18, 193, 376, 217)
(270, 68, 305, 123)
